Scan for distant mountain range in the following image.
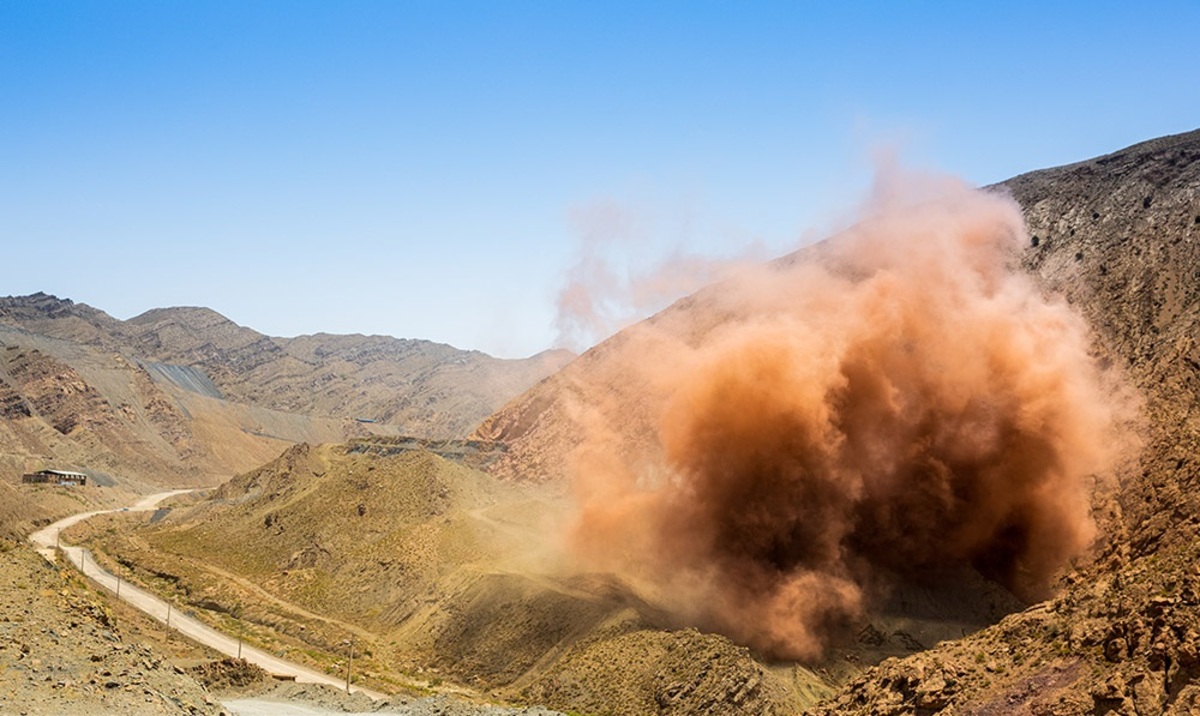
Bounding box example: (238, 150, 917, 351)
(0, 293, 572, 487)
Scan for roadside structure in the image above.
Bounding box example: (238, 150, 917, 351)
(22, 469, 88, 486)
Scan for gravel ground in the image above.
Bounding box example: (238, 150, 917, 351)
(0, 543, 223, 716)
(223, 683, 564, 715)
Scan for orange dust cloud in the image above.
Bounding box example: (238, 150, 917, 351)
(562, 168, 1133, 661)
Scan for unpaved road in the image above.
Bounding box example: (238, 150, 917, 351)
(28, 490, 194, 561)
(28, 491, 385, 699)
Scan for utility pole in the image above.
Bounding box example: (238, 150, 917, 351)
(237, 637, 243, 660)
(344, 640, 354, 692)
(166, 601, 172, 627)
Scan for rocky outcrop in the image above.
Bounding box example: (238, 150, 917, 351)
(520, 627, 798, 716)
(0, 544, 222, 715)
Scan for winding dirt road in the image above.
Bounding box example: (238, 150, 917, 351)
(28, 491, 384, 699)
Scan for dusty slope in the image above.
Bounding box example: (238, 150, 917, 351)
(0, 295, 574, 439)
(477, 130, 1199, 555)
(0, 478, 133, 541)
(0, 323, 364, 488)
(473, 133, 1195, 496)
(472, 292, 712, 483)
(801, 128, 1200, 714)
(1007, 130, 1200, 558)
(82, 441, 810, 715)
(0, 542, 223, 715)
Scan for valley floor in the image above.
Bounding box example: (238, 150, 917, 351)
(10, 492, 571, 715)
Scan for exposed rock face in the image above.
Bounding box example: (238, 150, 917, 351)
(0, 338, 216, 485)
(807, 543, 1200, 715)
(187, 657, 270, 692)
(520, 626, 796, 715)
(1006, 131, 1200, 558)
(6, 347, 116, 435)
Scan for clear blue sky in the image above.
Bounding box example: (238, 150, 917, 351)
(2, 1, 1196, 357)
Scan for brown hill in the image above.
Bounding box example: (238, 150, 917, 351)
(1006, 131, 1200, 557)
(0, 294, 572, 487)
(0, 321, 363, 488)
(478, 129, 1200, 543)
(118, 305, 573, 437)
(0, 295, 574, 439)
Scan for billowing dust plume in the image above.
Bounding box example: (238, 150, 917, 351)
(563, 169, 1133, 661)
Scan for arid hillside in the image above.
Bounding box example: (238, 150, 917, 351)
(0, 321, 368, 487)
(476, 131, 1194, 489)
(123, 306, 573, 438)
(478, 131, 1199, 536)
(85, 440, 811, 714)
(0, 540, 223, 715)
(0, 295, 572, 487)
(1007, 132, 1200, 557)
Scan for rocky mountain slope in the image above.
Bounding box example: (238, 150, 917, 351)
(803, 128, 1200, 714)
(478, 130, 1199, 535)
(0, 295, 571, 487)
(0, 295, 573, 438)
(1007, 132, 1200, 558)
(123, 306, 572, 437)
(474, 131, 1195, 497)
(0, 321, 366, 487)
